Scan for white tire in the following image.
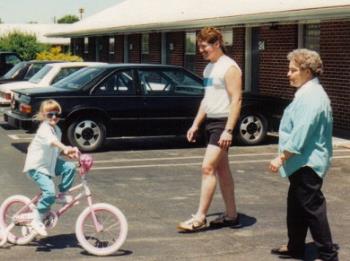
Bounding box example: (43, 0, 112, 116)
(0, 195, 37, 245)
(75, 203, 128, 256)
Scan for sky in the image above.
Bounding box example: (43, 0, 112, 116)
(0, 0, 124, 23)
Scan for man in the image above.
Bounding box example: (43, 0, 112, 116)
(177, 27, 242, 232)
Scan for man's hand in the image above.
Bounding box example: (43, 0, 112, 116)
(187, 125, 198, 143)
(218, 130, 232, 149)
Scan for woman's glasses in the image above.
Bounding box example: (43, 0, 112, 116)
(45, 111, 61, 119)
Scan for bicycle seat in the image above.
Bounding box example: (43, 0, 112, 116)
(79, 154, 93, 175)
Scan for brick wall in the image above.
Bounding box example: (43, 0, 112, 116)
(320, 20, 350, 132)
(128, 34, 141, 63)
(166, 32, 184, 66)
(258, 24, 298, 99)
(97, 36, 109, 62)
(115, 35, 124, 63)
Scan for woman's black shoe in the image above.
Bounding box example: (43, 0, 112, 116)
(271, 245, 304, 259)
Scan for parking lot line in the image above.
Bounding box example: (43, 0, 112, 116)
(92, 155, 350, 170)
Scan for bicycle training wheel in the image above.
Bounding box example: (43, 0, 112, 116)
(0, 195, 37, 244)
(75, 203, 128, 256)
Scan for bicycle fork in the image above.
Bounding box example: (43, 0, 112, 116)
(82, 179, 103, 233)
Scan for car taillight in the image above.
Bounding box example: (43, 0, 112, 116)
(19, 103, 32, 114)
(4, 93, 11, 101)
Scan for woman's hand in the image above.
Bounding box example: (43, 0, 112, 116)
(269, 156, 284, 173)
(187, 125, 198, 143)
(218, 130, 232, 149)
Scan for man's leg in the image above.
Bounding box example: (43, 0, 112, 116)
(195, 144, 225, 220)
(216, 151, 237, 218)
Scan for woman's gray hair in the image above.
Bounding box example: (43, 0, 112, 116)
(287, 48, 324, 76)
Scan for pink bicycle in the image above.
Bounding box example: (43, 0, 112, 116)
(0, 154, 128, 256)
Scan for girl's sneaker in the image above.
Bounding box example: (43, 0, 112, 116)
(56, 193, 73, 204)
(30, 209, 47, 237)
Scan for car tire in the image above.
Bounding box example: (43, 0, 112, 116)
(236, 113, 268, 145)
(67, 118, 106, 152)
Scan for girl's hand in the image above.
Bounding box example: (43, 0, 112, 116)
(218, 130, 232, 149)
(187, 125, 198, 143)
(63, 146, 80, 159)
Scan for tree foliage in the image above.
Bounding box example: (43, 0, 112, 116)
(57, 15, 80, 24)
(36, 46, 83, 62)
(0, 31, 48, 60)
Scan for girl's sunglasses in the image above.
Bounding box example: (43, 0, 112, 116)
(45, 111, 61, 119)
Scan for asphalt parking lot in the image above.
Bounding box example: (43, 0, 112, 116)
(0, 108, 349, 261)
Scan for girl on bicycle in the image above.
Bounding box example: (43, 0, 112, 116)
(23, 99, 79, 236)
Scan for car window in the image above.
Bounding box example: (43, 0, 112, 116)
(138, 70, 173, 95)
(2, 62, 26, 79)
(51, 67, 83, 84)
(5, 54, 21, 65)
(29, 65, 53, 84)
(52, 67, 106, 89)
(164, 69, 204, 95)
(23, 63, 46, 80)
(138, 69, 203, 96)
(94, 70, 134, 95)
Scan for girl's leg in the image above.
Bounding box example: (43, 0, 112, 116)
(27, 170, 56, 215)
(55, 158, 76, 193)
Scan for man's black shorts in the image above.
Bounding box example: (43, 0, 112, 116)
(205, 118, 227, 147)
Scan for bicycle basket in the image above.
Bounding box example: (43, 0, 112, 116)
(79, 154, 93, 175)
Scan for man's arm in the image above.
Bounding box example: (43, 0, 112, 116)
(217, 66, 242, 149)
(224, 66, 242, 132)
(187, 100, 206, 142)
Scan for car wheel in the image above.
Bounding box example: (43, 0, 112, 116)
(236, 113, 267, 145)
(67, 118, 106, 152)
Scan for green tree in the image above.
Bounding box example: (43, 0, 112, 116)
(0, 18, 3, 24)
(0, 31, 48, 60)
(57, 15, 79, 24)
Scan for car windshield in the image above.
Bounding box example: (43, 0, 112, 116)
(1, 62, 27, 79)
(23, 63, 47, 80)
(52, 67, 106, 89)
(29, 65, 53, 84)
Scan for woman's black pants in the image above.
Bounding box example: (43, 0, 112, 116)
(287, 167, 338, 261)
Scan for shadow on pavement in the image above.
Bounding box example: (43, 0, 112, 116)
(11, 142, 29, 154)
(35, 233, 80, 252)
(34, 233, 133, 257)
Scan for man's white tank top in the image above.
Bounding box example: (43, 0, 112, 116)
(203, 55, 241, 118)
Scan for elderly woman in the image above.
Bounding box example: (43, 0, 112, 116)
(269, 49, 338, 261)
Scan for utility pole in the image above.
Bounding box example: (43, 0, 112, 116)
(79, 8, 84, 20)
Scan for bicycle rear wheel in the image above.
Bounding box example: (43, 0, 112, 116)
(75, 203, 128, 256)
(0, 195, 37, 245)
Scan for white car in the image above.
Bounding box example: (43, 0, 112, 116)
(0, 62, 105, 105)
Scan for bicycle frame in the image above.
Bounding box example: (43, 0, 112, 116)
(0, 162, 103, 246)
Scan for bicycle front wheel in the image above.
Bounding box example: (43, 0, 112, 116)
(75, 203, 128, 256)
(0, 195, 37, 245)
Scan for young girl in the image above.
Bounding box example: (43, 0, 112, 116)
(23, 99, 79, 236)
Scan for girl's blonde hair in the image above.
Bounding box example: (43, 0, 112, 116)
(33, 99, 62, 121)
(287, 48, 324, 76)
